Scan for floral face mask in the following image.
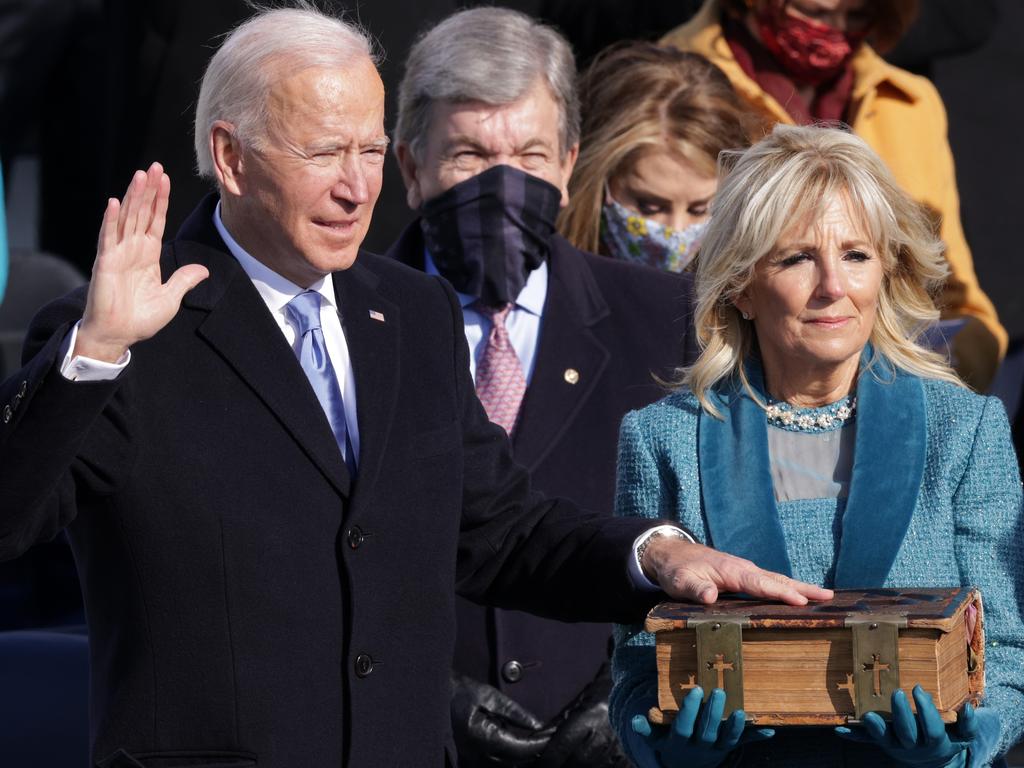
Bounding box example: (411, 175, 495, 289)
(600, 196, 708, 273)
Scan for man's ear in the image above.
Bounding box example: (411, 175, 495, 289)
(211, 121, 245, 196)
(395, 143, 423, 210)
(558, 142, 580, 208)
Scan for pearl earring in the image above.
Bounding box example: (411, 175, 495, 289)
(741, 311, 750, 320)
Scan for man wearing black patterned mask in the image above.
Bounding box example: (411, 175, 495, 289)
(391, 7, 699, 767)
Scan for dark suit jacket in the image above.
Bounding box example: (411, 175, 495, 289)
(0, 196, 662, 768)
(387, 222, 697, 721)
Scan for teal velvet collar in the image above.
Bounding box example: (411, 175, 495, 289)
(697, 351, 926, 588)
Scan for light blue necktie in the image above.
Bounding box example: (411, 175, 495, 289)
(286, 291, 357, 478)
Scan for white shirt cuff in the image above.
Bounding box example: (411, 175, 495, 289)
(628, 524, 696, 592)
(59, 322, 131, 381)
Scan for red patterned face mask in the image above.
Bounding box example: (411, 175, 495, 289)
(756, 3, 869, 86)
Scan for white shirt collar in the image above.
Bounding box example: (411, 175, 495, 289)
(213, 201, 336, 312)
(423, 249, 548, 317)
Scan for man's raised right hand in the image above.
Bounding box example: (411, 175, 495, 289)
(75, 163, 209, 362)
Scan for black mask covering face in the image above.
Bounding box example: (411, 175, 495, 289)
(420, 164, 562, 308)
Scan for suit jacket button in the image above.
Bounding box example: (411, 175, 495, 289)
(501, 660, 523, 683)
(347, 527, 365, 549)
(355, 653, 374, 677)
(2, 405, 11, 423)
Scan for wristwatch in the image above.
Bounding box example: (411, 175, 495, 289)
(635, 525, 693, 581)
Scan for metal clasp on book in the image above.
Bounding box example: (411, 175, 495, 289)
(689, 616, 749, 718)
(844, 614, 907, 721)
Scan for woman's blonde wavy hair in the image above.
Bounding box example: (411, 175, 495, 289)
(684, 123, 963, 417)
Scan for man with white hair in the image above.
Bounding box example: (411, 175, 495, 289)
(389, 8, 702, 767)
(0, 5, 829, 767)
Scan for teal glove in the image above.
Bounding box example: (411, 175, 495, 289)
(625, 687, 774, 768)
(835, 685, 1000, 768)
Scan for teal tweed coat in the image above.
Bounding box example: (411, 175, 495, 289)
(611, 364, 1024, 767)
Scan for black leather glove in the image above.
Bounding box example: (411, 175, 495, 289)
(535, 662, 631, 768)
(451, 672, 555, 767)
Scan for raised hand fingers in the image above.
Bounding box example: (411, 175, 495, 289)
(131, 163, 161, 238)
(97, 197, 121, 259)
(150, 170, 170, 240)
(129, 164, 165, 239)
(118, 170, 148, 242)
(118, 163, 166, 242)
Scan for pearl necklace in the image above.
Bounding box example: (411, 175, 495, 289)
(764, 395, 857, 433)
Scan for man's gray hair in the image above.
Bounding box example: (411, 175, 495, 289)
(194, 3, 378, 179)
(394, 7, 579, 160)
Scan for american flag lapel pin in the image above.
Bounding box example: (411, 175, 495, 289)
(368, 309, 386, 322)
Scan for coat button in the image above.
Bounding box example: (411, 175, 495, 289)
(347, 527, 365, 549)
(355, 653, 374, 677)
(2, 405, 11, 423)
(501, 660, 523, 683)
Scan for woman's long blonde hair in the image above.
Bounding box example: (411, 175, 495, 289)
(558, 44, 760, 254)
(685, 124, 963, 417)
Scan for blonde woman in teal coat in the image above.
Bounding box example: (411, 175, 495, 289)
(611, 125, 1023, 768)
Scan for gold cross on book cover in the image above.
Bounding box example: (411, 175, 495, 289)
(645, 587, 984, 725)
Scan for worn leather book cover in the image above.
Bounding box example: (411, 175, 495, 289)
(645, 587, 984, 725)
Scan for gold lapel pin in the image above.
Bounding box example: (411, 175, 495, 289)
(564, 368, 580, 385)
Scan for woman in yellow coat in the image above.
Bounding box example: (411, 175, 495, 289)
(662, 0, 1005, 391)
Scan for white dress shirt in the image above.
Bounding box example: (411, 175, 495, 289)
(423, 251, 547, 384)
(60, 203, 360, 464)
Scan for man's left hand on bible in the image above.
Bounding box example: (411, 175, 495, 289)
(641, 536, 833, 606)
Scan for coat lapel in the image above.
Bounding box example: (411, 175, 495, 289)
(176, 223, 352, 498)
(833, 357, 926, 587)
(332, 258, 400, 511)
(511, 242, 610, 472)
(697, 367, 793, 576)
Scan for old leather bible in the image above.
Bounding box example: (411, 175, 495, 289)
(645, 587, 984, 725)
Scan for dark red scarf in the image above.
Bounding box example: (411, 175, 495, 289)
(722, 11, 858, 124)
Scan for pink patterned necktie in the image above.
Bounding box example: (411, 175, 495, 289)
(474, 302, 527, 436)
